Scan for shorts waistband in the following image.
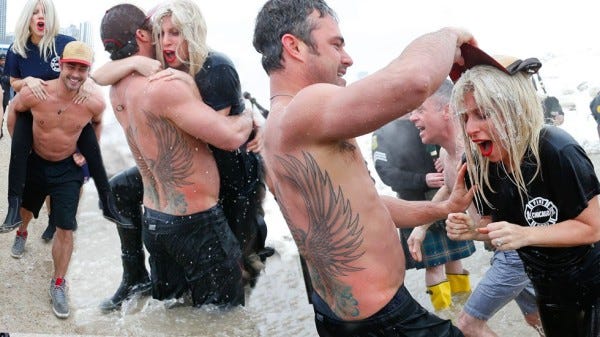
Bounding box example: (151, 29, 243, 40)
(313, 284, 411, 327)
(142, 204, 223, 232)
(30, 151, 76, 165)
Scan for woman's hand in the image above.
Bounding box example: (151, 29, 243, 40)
(133, 56, 162, 77)
(149, 68, 191, 84)
(484, 221, 528, 251)
(24, 76, 48, 100)
(149, 68, 197, 97)
(246, 118, 264, 153)
(73, 78, 95, 104)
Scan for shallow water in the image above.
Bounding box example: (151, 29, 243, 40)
(7, 134, 599, 336)
(69, 189, 318, 337)
(66, 185, 541, 337)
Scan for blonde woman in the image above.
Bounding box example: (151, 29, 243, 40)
(2, 0, 129, 242)
(447, 45, 600, 337)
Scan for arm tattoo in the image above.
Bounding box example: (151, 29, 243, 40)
(275, 152, 365, 317)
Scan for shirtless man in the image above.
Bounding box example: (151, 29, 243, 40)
(6, 41, 105, 318)
(100, 4, 253, 308)
(253, 0, 475, 335)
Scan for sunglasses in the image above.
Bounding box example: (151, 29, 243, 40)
(505, 58, 542, 76)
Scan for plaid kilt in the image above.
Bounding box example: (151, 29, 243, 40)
(400, 220, 476, 270)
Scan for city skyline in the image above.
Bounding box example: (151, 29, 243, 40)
(0, 20, 94, 49)
(0, 1, 93, 47)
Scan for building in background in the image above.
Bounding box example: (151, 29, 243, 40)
(79, 21, 93, 47)
(59, 21, 93, 49)
(0, 1, 92, 47)
(0, 0, 7, 44)
(61, 24, 80, 40)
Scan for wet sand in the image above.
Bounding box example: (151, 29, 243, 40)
(0, 134, 78, 335)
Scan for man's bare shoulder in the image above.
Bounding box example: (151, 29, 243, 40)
(13, 86, 41, 110)
(145, 77, 196, 109)
(276, 83, 340, 137)
(87, 86, 106, 114)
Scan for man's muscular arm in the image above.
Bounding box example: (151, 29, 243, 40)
(6, 87, 39, 136)
(383, 163, 474, 228)
(150, 77, 252, 150)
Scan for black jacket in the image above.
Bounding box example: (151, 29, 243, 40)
(371, 118, 438, 201)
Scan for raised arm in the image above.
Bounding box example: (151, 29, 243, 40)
(92, 56, 162, 86)
(291, 27, 476, 142)
(6, 87, 38, 136)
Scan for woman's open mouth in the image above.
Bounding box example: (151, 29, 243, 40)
(163, 50, 177, 64)
(36, 21, 45, 32)
(478, 140, 493, 157)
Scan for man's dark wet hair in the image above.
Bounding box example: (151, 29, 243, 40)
(253, 0, 336, 74)
(100, 4, 151, 61)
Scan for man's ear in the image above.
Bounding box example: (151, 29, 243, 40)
(136, 29, 151, 43)
(281, 33, 305, 62)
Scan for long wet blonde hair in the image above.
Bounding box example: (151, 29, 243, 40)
(452, 65, 544, 207)
(12, 0, 60, 61)
(151, 0, 209, 77)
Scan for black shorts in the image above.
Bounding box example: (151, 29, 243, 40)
(142, 205, 244, 307)
(313, 285, 463, 337)
(22, 152, 83, 231)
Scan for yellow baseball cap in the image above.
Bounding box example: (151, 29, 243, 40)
(60, 41, 93, 66)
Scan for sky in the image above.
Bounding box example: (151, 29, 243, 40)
(5, 0, 600, 106)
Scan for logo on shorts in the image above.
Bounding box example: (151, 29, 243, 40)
(51, 56, 60, 72)
(524, 197, 557, 227)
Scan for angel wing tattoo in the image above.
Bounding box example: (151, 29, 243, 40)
(275, 152, 365, 317)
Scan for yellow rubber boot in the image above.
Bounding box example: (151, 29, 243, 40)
(426, 280, 451, 311)
(447, 272, 471, 294)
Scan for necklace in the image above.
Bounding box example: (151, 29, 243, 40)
(57, 102, 73, 115)
(269, 94, 294, 100)
(56, 82, 74, 115)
